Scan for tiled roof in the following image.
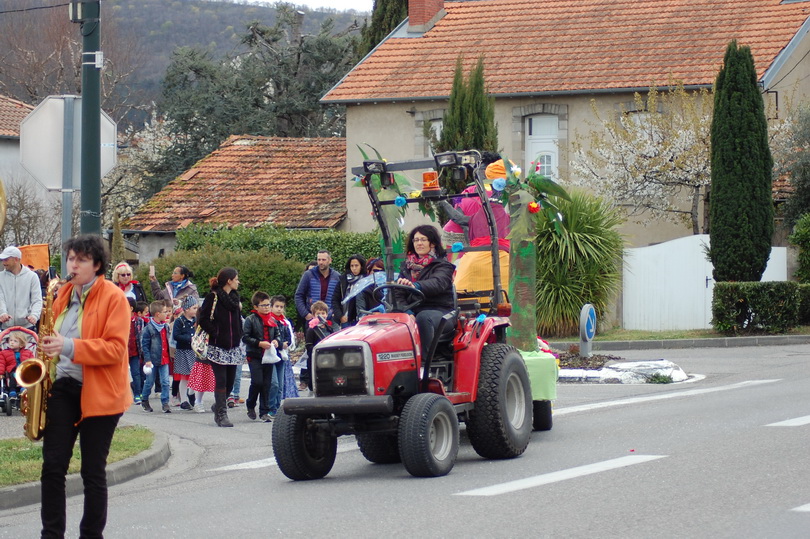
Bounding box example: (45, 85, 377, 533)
(0, 95, 33, 138)
(323, 0, 810, 102)
(125, 136, 347, 231)
(773, 174, 794, 201)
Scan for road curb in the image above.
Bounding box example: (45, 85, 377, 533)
(548, 334, 810, 352)
(0, 429, 170, 511)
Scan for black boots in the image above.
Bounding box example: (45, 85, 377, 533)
(213, 390, 233, 427)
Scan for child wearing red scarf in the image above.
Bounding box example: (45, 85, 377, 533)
(241, 292, 279, 422)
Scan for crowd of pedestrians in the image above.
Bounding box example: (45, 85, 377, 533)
(0, 224, 460, 537)
(116, 248, 380, 424)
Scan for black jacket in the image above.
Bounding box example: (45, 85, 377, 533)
(242, 313, 280, 361)
(331, 273, 365, 325)
(199, 289, 242, 350)
(396, 257, 456, 314)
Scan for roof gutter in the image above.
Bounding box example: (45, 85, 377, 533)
(322, 84, 715, 105)
(761, 13, 810, 90)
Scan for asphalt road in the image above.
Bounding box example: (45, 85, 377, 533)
(1, 345, 809, 538)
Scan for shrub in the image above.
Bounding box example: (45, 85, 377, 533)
(135, 246, 305, 323)
(535, 191, 624, 337)
(799, 284, 810, 324)
(175, 224, 380, 267)
(788, 213, 810, 283)
(712, 281, 800, 334)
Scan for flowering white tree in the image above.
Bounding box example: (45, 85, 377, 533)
(101, 110, 175, 228)
(570, 84, 713, 234)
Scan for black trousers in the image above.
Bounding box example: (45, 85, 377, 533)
(246, 359, 273, 415)
(415, 309, 455, 360)
(41, 377, 121, 538)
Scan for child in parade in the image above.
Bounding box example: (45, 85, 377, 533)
(242, 292, 279, 422)
(269, 295, 298, 400)
(172, 296, 198, 410)
(301, 301, 336, 391)
(127, 298, 144, 404)
(140, 302, 172, 413)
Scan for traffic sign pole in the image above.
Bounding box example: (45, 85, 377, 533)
(79, 0, 102, 235)
(61, 97, 76, 277)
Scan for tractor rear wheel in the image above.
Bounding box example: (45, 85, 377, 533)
(272, 412, 337, 481)
(533, 400, 553, 431)
(356, 433, 401, 464)
(466, 343, 532, 459)
(398, 393, 459, 477)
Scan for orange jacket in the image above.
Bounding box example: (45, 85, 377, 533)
(52, 277, 131, 418)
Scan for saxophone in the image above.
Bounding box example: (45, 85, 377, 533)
(16, 276, 68, 442)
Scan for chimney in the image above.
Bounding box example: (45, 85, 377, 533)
(408, 0, 446, 33)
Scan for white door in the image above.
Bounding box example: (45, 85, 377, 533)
(524, 115, 558, 179)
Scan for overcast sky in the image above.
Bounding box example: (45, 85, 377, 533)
(241, 0, 374, 13)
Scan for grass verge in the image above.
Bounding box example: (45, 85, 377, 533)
(0, 425, 154, 487)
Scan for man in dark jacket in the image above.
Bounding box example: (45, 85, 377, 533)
(294, 250, 340, 323)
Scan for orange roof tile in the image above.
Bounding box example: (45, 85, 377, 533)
(0, 95, 33, 138)
(125, 136, 347, 231)
(323, 0, 810, 102)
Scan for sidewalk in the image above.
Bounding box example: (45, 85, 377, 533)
(548, 333, 810, 352)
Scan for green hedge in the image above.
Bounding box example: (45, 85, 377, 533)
(135, 246, 305, 322)
(712, 281, 800, 334)
(175, 224, 381, 267)
(799, 284, 810, 325)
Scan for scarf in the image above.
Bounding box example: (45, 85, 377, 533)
(405, 250, 436, 282)
(149, 319, 166, 332)
(117, 279, 139, 292)
(253, 310, 277, 327)
(269, 312, 287, 324)
(169, 279, 188, 297)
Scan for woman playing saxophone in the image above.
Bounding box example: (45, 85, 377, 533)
(38, 235, 130, 539)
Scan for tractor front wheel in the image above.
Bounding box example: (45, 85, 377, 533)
(272, 412, 337, 481)
(398, 393, 459, 477)
(466, 343, 532, 459)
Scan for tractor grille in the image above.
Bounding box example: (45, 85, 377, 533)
(313, 345, 370, 397)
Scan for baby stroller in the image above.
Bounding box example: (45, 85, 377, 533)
(0, 326, 39, 416)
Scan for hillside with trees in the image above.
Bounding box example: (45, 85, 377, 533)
(107, 0, 367, 110)
(0, 0, 368, 125)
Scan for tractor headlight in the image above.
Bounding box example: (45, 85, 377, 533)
(316, 352, 337, 369)
(342, 351, 363, 367)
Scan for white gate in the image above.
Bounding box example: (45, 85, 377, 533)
(622, 235, 787, 330)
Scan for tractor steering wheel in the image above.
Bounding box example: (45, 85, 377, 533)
(373, 283, 425, 313)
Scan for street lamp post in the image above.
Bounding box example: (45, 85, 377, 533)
(69, 0, 102, 235)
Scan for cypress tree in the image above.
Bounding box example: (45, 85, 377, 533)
(432, 56, 498, 192)
(356, 0, 408, 59)
(463, 57, 498, 152)
(709, 41, 774, 281)
(111, 212, 126, 267)
(436, 57, 468, 153)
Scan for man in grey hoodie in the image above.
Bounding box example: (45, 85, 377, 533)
(0, 246, 42, 330)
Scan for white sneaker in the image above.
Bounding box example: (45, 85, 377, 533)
(193, 403, 205, 413)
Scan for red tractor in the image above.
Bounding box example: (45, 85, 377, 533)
(272, 152, 541, 479)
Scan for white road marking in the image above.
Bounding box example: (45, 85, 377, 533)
(456, 455, 667, 496)
(792, 503, 810, 512)
(209, 445, 358, 472)
(765, 415, 810, 427)
(554, 380, 780, 416)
